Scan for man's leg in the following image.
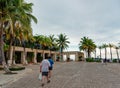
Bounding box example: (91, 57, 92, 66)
(48, 70, 51, 78)
(41, 76, 45, 86)
(47, 72, 50, 83)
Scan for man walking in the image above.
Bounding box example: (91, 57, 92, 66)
(40, 57, 50, 87)
(48, 56, 54, 78)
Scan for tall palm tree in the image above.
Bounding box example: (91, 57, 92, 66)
(34, 35, 42, 49)
(43, 36, 52, 50)
(0, 0, 14, 73)
(0, 0, 37, 72)
(98, 46, 102, 59)
(34, 35, 52, 50)
(56, 33, 70, 61)
(49, 34, 57, 52)
(101, 44, 108, 60)
(108, 43, 114, 61)
(114, 46, 119, 62)
(94, 49, 96, 59)
(4, 0, 37, 65)
(79, 37, 96, 58)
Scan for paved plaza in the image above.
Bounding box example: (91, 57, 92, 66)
(1, 62, 120, 88)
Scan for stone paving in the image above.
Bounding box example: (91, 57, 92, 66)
(1, 62, 120, 88)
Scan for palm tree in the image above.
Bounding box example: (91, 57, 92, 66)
(98, 46, 102, 59)
(94, 49, 96, 59)
(114, 46, 119, 62)
(0, 0, 14, 73)
(25, 34, 35, 48)
(4, 0, 37, 65)
(101, 44, 108, 60)
(34, 35, 52, 50)
(108, 43, 114, 62)
(79, 37, 96, 58)
(48, 34, 57, 53)
(43, 36, 52, 50)
(56, 33, 70, 61)
(0, 0, 37, 72)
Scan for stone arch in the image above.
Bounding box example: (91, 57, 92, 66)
(63, 51, 84, 61)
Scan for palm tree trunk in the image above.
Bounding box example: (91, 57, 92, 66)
(105, 48, 107, 59)
(0, 20, 11, 73)
(88, 49, 91, 58)
(60, 47, 63, 61)
(12, 45, 16, 65)
(116, 49, 119, 62)
(8, 39, 13, 65)
(100, 49, 101, 59)
(110, 47, 112, 61)
(85, 50, 87, 58)
(94, 49, 96, 59)
(8, 19, 14, 66)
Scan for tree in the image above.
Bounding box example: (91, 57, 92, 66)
(56, 33, 70, 61)
(34, 35, 52, 50)
(101, 44, 108, 60)
(48, 34, 57, 51)
(0, 0, 37, 72)
(114, 46, 119, 62)
(4, 0, 37, 65)
(0, 0, 14, 73)
(79, 37, 96, 58)
(98, 46, 102, 59)
(108, 43, 114, 61)
(34, 35, 43, 49)
(94, 49, 96, 59)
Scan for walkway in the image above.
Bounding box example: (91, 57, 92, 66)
(2, 62, 120, 88)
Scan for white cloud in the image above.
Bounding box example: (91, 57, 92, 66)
(26, 0, 120, 52)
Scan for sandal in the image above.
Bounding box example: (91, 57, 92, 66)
(47, 80, 50, 83)
(41, 83, 44, 87)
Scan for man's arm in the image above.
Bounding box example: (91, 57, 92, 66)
(48, 61, 51, 67)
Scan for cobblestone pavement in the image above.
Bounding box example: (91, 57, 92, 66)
(2, 62, 120, 88)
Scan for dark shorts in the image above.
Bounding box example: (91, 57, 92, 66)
(42, 72, 48, 76)
(49, 67, 53, 70)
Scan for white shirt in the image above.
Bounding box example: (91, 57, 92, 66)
(40, 59, 50, 72)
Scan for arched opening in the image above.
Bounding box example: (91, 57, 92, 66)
(70, 55, 75, 61)
(15, 51, 21, 64)
(37, 53, 43, 62)
(63, 55, 67, 61)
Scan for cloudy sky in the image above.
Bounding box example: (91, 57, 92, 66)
(26, 0, 120, 51)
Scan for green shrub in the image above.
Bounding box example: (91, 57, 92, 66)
(0, 65, 25, 71)
(9, 66, 25, 71)
(27, 52, 34, 63)
(113, 59, 117, 63)
(27, 58, 32, 63)
(94, 59, 101, 62)
(86, 58, 94, 62)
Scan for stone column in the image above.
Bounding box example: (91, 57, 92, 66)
(75, 52, 78, 61)
(21, 50, 27, 64)
(66, 53, 70, 61)
(52, 53, 56, 61)
(42, 51, 45, 59)
(66, 53, 70, 58)
(33, 51, 37, 63)
(49, 50, 51, 56)
(54, 54, 57, 61)
(8, 46, 13, 66)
